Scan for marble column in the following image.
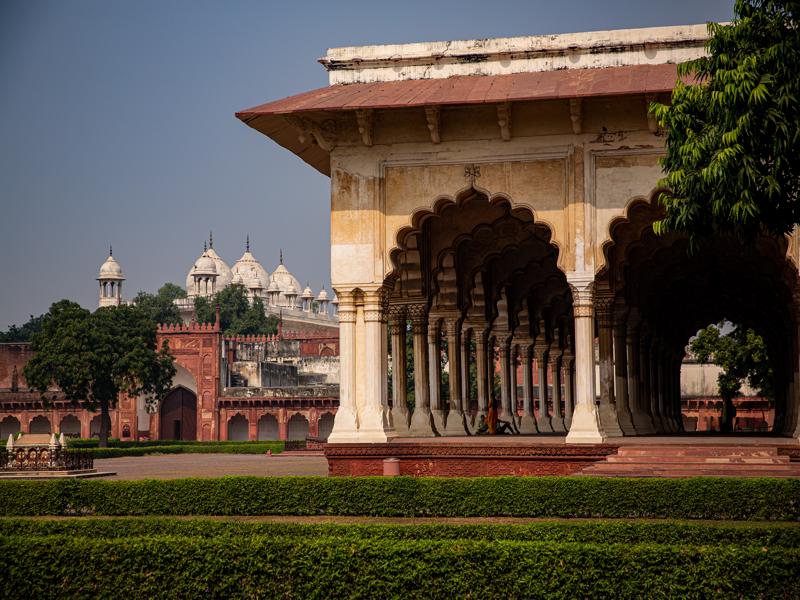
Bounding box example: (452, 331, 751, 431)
(627, 314, 655, 434)
(549, 345, 566, 432)
(460, 330, 471, 422)
(358, 291, 393, 442)
(564, 280, 604, 443)
(517, 342, 537, 433)
(428, 320, 446, 433)
(595, 294, 623, 437)
(389, 307, 409, 434)
(474, 327, 490, 420)
(497, 334, 514, 421)
(562, 350, 575, 430)
(441, 318, 467, 435)
(327, 294, 359, 442)
(533, 333, 553, 433)
(613, 310, 636, 435)
(408, 305, 436, 436)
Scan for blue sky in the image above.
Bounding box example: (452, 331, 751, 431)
(0, 0, 734, 327)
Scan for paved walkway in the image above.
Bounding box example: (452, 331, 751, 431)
(96, 453, 329, 480)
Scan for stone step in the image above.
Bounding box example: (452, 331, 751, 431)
(615, 446, 779, 457)
(582, 445, 800, 478)
(606, 456, 790, 465)
(584, 469, 800, 478)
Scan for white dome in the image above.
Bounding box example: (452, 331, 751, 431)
(317, 288, 329, 301)
(192, 251, 217, 276)
(286, 283, 297, 296)
(231, 249, 270, 292)
(270, 261, 302, 296)
(98, 254, 124, 280)
(302, 285, 313, 299)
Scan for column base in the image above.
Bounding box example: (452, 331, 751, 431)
(408, 408, 437, 436)
(616, 406, 636, 436)
(327, 407, 360, 443)
(550, 415, 567, 433)
(564, 403, 606, 443)
(597, 402, 624, 438)
(630, 410, 657, 434)
(439, 410, 468, 436)
(358, 406, 394, 443)
(536, 415, 554, 433)
(390, 407, 410, 435)
(516, 414, 538, 434)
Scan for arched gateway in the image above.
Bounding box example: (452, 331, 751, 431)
(237, 23, 800, 445)
(160, 387, 197, 441)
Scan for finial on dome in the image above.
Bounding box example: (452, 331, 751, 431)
(109, 245, 113, 257)
(280, 249, 283, 264)
(246, 235, 250, 253)
(209, 231, 213, 249)
(203, 241, 207, 252)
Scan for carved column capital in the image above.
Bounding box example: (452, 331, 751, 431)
(406, 304, 428, 333)
(387, 305, 407, 335)
(336, 292, 356, 324)
(568, 280, 594, 318)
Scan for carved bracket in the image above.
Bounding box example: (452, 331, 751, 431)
(285, 115, 337, 152)
(355, 109, 374, 146)
(497, 102, 511, 141)
(425, 105, 441, 144)
(569, 98, 582, 135)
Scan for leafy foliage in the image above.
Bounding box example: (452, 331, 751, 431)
(4, 527, 798, 600)
(23, 300, 176, 446)
(0, 314, 45, 342)
(690, 323, 773, 401)
(653, 0, 800, 240)
(194, 284, 278, 336)
(132, 282, 186, 326)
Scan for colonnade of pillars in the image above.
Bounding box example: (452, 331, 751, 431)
(329, 283, 699, 443)
(385, 305, 578, 437)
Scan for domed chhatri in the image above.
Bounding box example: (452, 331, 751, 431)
(267, 250, 303, 308)
(98, 246, 125, 308)
(186, 233, 231, 297)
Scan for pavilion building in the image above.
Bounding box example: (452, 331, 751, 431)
(236, 23, 800, 447)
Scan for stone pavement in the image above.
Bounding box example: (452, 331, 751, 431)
(96, 453, 328, 480)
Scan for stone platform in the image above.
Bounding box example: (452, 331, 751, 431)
(324, 435, 800, 477)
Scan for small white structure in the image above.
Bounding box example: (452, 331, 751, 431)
(97, 247, 125, 308)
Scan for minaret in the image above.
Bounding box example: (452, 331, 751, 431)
(97, 246, 125, 308)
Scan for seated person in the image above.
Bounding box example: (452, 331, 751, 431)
(475, 415, 489, 434)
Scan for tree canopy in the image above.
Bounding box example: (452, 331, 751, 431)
(690, 322, 772, 431)
(0, 313, 45, 342)
(133, 283, 187, 326)
(653, 0, 800, 241)
(24, 300, 176, 446)
(194, 284, 278, 336)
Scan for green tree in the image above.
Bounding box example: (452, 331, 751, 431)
(690, 322, 773, 432)
(0, 314, 45, 342)
(24, 300, 176, 447)
(133, 283, 186, 326)
(194, 285, 278, 336)
(653, 0, 800, 241)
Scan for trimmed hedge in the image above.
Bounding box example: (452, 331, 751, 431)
(2, 534, 798, 598)
(85, 442, 285, 458)
(2, 517, 799, 547)
(0, 476, 798, 519)
(64, 439, 287, 457)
